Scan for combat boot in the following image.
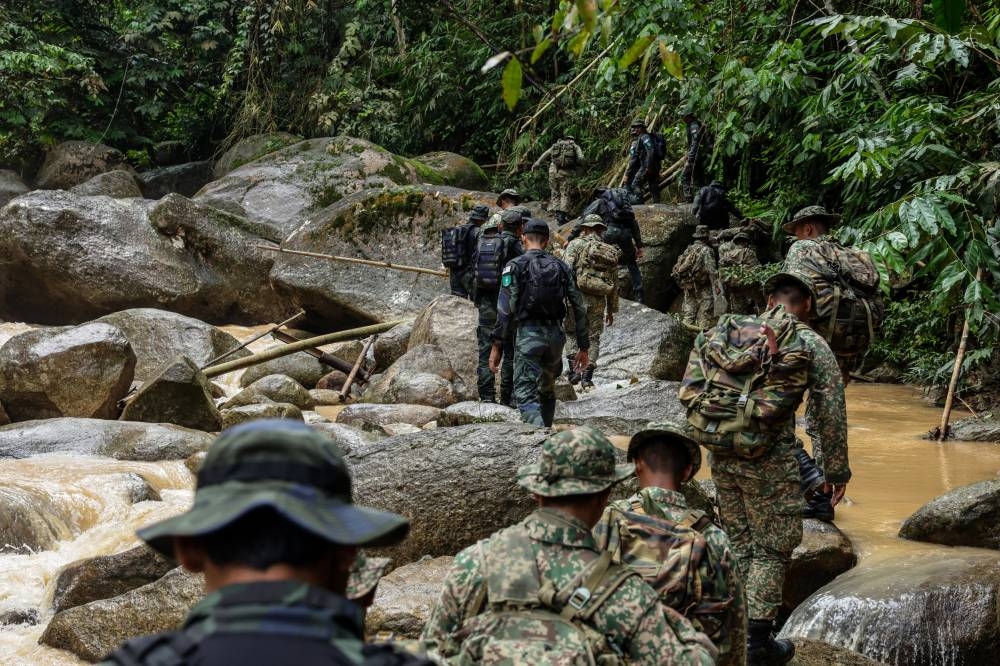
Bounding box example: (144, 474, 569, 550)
(803, 488, 835, 522)
(540, 398, 557, 427)
(580, 364, 596, 390)
(747, 619, 795, 666)
(565, 355, 582, 385)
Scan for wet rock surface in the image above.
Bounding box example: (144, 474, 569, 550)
(238, 346, 329, 389)
(553, 380, 686, 435)
(946, 415, 1000, 442)
(0, 322, 136, 421)
(595, 300, 691, 382)
(309, 422, 380, 453)
(120, 355, 221, 431)
(219, 401, 304, 429)
(120, 472, 161, 503)
(69, 170, 143, 198)
(336, 403, 441, 431)
(35, 141, 131, 190)
(53, 544, 174, 612)
(366, 556, 455, 638)
(363, 343, 471, 408)
(409, 295, 479, 395)
(225, 374, 315, 410)
(413, 151, 489, 190)
(0, 418, 212, 460)
(439, 401, 520, 427)
(631, 204, 696, 311)
(0, 485, 73, 554)
(373, 322, 413, 372)
(0, 169, 30, 207)
(899, 478, 1000, 551)
(788, 639, 887, 665)
(783, 519, 858, 616)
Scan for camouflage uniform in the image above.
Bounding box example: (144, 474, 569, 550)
(347, 553, 392, 603)
(562, 229, 619, 365)
(475, 218, 523, 405)
(533, 139, 585, 219)
(718, 233, 760, 314)
(421, 426, 717, 665)
(492, 243, 589, 427)
(673, 228, 724, 328)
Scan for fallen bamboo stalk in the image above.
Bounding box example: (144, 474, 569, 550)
(271, 330, 371, 381)
(258, 245, 447, 278)
(203, 321, 404, 378)
(341, 335, 377, 400)
(938, 267, 983, 441)
(202, 310, 306, 368)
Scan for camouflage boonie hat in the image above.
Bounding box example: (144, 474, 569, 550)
(496, 188, 522, 206)
(346, 553, 392, 601)
(627, 422, 701, 480)
(469, 204, 490, 222)
(138, 420, 410, 557)
(763, 271, 818, 303)
(781, 205, 841, 234)
(693, 224, 710, 240)
(630, 118, 646, 128)
(581, 214, 606, 229)
(733, 231, 751, 243)
(517, 426, 634, 497)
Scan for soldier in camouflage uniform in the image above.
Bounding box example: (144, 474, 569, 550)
(562, 214, 619, 389)
(593, 422, 747, 666)
(421, 426, 718, 665)
(673, 225, 725, 328)
(532, 135, 585, 225)
(347, 553, 392, 620)
(100, 420, 425, 666)
(719, 231, 761, 314)
(707, 273, 849, 665)
(490, 218, 589, 426)
(626, 119, 662, 203)
(484, 188, 523, 230)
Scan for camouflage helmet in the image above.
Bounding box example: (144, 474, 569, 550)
(468, 204, 490, 223)
(693, 224, 710, 240)
(518, 426, 634, 497)
(346, 552, 392, 601)
(763, 270, 818, 304)
(781, 205, 841, 234)
(496, 188, 522, 206)
(581, 214, 606, 230)
(137, 420, 409, 557)
(627, 421, 701, 480)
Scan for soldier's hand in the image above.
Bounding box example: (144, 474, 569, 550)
(636, 247, 645, 260)
(574, 350, 590, 373)
(759, 324, 778, 355)
(825, 482, 848, 506)
(488, 344, 502, 374)
(605, 312, 614, 326)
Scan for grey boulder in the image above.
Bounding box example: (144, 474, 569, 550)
(409, 295, 479, 395)
(119, 356, 221, 432)
(52, 544, 174, 612)
(211, 131, 304, 179)
(783, 519, 857, 617)
(69, 170, 143, 198)
(439, 401, 521, 427)
(554, 380, 686, 436)
(140, 160, 214, 199)
(0, 418, 212, 460)
(899, 478, 1000, 551)
(238, 345, 329, 389)
(366, 555, 456, 639)
(0, 169, 30, 207)
(336, 403, 441, 431)
(220, 401, 304, 429)
(35, 140, 131, 190)
(225, 374, 315, 410)
(596, 301, 692, 383)
(363, 343, 471, 408)
(373, 321, 413, 373)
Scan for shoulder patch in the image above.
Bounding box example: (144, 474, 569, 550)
(502, 264, 513, 274)
(501, 272, 513, 287)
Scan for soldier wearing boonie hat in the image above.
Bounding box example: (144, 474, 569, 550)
(100, 420, 427, 666)
(422, 426, 718, 665)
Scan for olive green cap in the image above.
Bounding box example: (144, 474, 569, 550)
(630, 118, 647, 128)
(137, 420, 410, 557)
(517, 426, 634, 497)
(346, 553, 392, 601)
(627, 421, 701, 480)
(496, 188, 522, 205)
(781, 205, 841, 234)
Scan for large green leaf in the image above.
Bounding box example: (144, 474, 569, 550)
(619, 35, 654, 69)
(501, 57, 522, 111)
(931, 0, 964, 34)
(658, 41, 684, 80)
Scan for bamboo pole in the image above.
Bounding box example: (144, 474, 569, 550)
(201, 310, 306, 368)
(203, 321, 404, 378)
(341, 335, 377, 401)
(258, 245, 448, 278)
(270, 330, 370, 381)
(938, 267, 984, 442)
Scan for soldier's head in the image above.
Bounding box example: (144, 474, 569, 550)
(765, 272, 816, 321)
(692, 225, 710, 242)
(468, 204, 490, 226)
(496, 188, 522, 209)
(580, 214, 606, 237)
(627, 422, 702, 490)
(679, 107, 696, 123)
(518, 426, 634, 527)
(522, 218, 551, 249)
(500, 208, 525, 234)
(782, 205, 841, 240)
(346, 552, 391, 613)
(630, 118, 646, 137)
(137, 420, 409, 594)
(563, 134, 577, 142)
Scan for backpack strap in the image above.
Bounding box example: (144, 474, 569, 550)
(678, 509, 713, 533)
(825, 284, 841, 343)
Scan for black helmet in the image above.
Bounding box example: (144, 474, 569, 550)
(523, 218, 551, 236)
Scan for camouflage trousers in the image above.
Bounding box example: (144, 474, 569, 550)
(681, 287, 715, 329)
(709, 440, 803, 621)
(548, 164, 574, 214)
(564, 293, 605, 363)
(513, 322, 566, 426)
(476, 294, 514, 403)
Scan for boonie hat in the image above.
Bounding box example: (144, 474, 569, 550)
(496, 188, 522, 205)
(781, 205, 841, 234)
(581, 214, 606, 229)
(500, 209, 525, 228)
(517, 426, 634, 497)
(346, 553, 392, 601)
(627, 421, 701, 480)
(469, 204, 490, 222)
(138, 420, 410, 557)
(630, 118, 646, 128)
(763, 271, 818, 304)
(693, 224, 710, 240)
(522, 218, 551, 236)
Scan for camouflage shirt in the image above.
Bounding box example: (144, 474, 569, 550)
(564, 235, 620, 315)
(421, 507, 717, 665)
(797, 324, 851, 483)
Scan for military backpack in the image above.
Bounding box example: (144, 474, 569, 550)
(650, 132, 668, 161)
(697, 186, 726, 219)
(442, 224, 475, 269)
(552, 140, 580, 169)
(678, 309, 811, 458)
(575, 240, 620, 296)
(671, 244, 710, 289)
(475, 235, 507, 291)
(455, 528, 632, 666)
(515, 254, 567, 321)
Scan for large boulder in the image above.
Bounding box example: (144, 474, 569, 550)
(0, 191, 286, 324)
(269, 184, 493, 328)
(0, 418, 211, 460)
(309, 422, 380, 453)
(35, 141, 131, 190)
(119, 356, 222, 432)
(140, 160, 214, 199)
(0, 322, 135, 421)
(69, 170, 143, 198)
(366, 556, 455, 639)
(632, 204, 696, 312)
(237, 345, 329, 389)
(595, 300, 692, 383)
(0, 485, 74, 553)
(363, 343, 471, 408)
(899, 478, 1000, 551)
(212, 131, 303, 179)
(0, 169, 30, 207)
(95, 308, 248, 383)
(409, 295, 479, 394)
(40, 568, 203, 662)
(947, 415, 1000, 442)
(348, 423, 555, 564)
(412, 151, 490, 190)
(439, 401, 521, 427)
(52, 545, 173, 612)
(787, 639, 887, 666)
(224, 374, 315, 410)
(336, 403, 441, 431)
(783, 519, 857, 617)
(373, 321, 414, 372)
(780, 552, 1000, 665)
(219, 401, 303, 429)
(554, 380, 686, 435)
(196, 136, 481, 239)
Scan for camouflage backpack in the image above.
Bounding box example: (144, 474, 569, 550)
(791, 239, 885, 358)
(552, 140, 580, 169)
(671, 244, 709, 289)
(678, 309, 811, 458)
(575, 239, 620, 296)
(455, 527, 632, 666)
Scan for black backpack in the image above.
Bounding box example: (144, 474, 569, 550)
(442, 224, 473, 269)
(650, 132, 667, 161)
(517, 254, 567, 321)
(475, 235, 507, 291)
(698, 186, 726, 218)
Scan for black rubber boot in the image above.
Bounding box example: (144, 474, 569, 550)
(580, 364, 596, 389)
(540, 398, 557, 427)
(748, 619, 795, 666)
(803, 489, 835, 522)
(794, 448, 825, 498)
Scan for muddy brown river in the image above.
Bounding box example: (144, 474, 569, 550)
(1, 319, 998, 664)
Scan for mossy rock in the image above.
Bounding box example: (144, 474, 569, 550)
(413, 151, 490, 190)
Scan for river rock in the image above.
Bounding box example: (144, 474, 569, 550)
(554, 380, 686, 435)
(439, 401, 521, 427)
(898, 478, 1000, 551)
(310, 422, 379, 454)
(349, 423, 558, 564)
(0, 322, 136, 421)
(363, 344, 471, 408)
(119, 356, 221, 431)
(95, 308, 248, 383)
(413, 151, 489, 190)
(632, 204, 696, 311)
(373, 321, 414, 372)
(0, 608, 39, 626)
(0, 418, 211, 460)
(0, 169, 30, 207)
(336, 403, 441, 431)
(381, 422, 423, 436)
(783, 519, 858, 615)
(225, 374, 315, 410)
(409, 295, 479, 394)
(40, 568, 204, 662)
(35, 141, 131, 190)
(120, 472, 161, 503)
(309, 389, 344, 406)
(53, 544, 174, 612)
(781, 552, 1000, 665)
(366, 556, 455, 638)
(316, 370, 349, 391)
(219, 401, 304, 429)
(0, 485, 73, 553)
(69, 170, 143, 198)
(212, 131, 303, 179)
(946, 415, 1000, 442)
(270, 184, 494, 328)
(788, 639, 887, 666)
(864, 363, 904, 384)
(185, 451, 206, 474)
(140, 160, 214, 199)
(596, 301, 692, 383)
(238, 346, 328, 388)
(152, 140, 188, 167)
